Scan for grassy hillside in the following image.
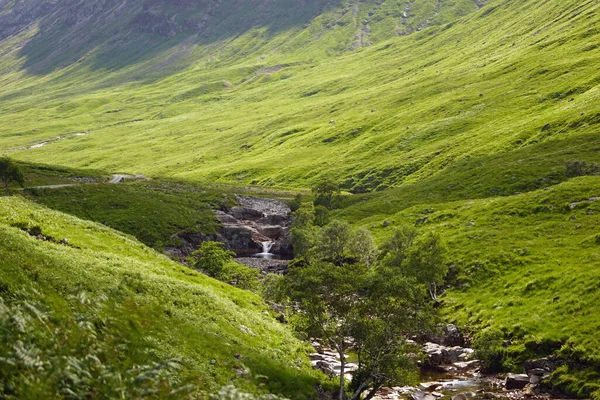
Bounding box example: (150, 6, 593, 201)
(0, 0, 597, 199)
(337, 176, 600, 399)
(23, 180, 226, 250)
(0, 195, 324, 398)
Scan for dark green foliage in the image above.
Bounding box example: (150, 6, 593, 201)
(191, 241, 236, 277)
(288, 193, 303, 212)
(0, 157, 24, 195)
(473, 328, 506, 373)
(313, 205, 330, 227)
(283, 218, 445, 399)
(190, 241, 260, 291)
(312, 177, 341, 209)
(565, 161, 600, 178)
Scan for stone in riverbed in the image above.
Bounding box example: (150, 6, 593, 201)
(451, 394, 468, 400)
(419, 382, 442, 391)
(527, 368, 547, 377)
(505, 373, 530, 389)
(411, 390, 437, 400)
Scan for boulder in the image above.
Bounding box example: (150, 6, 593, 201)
(527, 368, 547, 377)
(451, 394, 468, 400)
(443, 324, 466, 347)
(411, 390, 437, 400)
(505, 373, 530, 389)
(524, 357, 555, 374)
(419, 382, 442, 391)
(229, 206, 264, 221)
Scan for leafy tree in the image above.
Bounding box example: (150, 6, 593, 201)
(380, 227, 448, 301)
(313, 205, 330, 227)
(190, 241, 235, 277)
(286, 259, 368, 400)
(0, 157, 25, 195)
(189, 241, 259, 290)
(283, 222, 446, 400)
(312, 176, 340, 209)
(288, 193, 303, 212)
(405, 233, 447, 301)
(290, 203, 319, 259)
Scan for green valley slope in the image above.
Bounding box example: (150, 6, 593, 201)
(0, 195, 323, 398)
(0, 0, 598, 198)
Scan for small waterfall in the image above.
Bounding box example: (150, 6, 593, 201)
(261, 241, 275, 254)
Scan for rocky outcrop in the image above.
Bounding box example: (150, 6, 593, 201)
(422, 342, 475, 371)
(163, 195, 292, 262)
(217, 196, 292, 257)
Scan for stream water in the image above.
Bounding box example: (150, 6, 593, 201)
(419, 370, 504, 399)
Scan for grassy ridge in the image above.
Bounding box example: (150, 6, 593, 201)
(23, 180, 226, 250)
(0, 196, 323, 398)
(0, 0, 597, 200)
(338, 176, 600, 398)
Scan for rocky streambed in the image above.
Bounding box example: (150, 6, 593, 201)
(165, 195, 294, 269)
(309, 325, 562, 400)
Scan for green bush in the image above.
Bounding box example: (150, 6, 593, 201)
(190, 241, 260, 290)
(473, 328, 506, 373)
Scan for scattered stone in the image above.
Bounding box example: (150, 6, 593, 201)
(419, 382, 442, 391)
(505, 373, 530, 389)
(527, 368, 547, 377)
(412, 390, 437, 400)
(466, 222, 475, 227)
(383, 221, 391, 227)
(451, 393, 468, 400)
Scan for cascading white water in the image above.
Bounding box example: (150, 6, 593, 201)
(261, 241, 275, 254)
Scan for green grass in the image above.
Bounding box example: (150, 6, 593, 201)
(0, 195, 324, 398)
(337, 176, 600, 399)
(0, 0, 599, 397)
(23, 180, 227, 250)
(0, 0, 598, 199)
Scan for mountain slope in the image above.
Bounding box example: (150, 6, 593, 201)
(0, 0, 479, 75)
(0, 0, 598, 201)
(0, 195, 321, 398)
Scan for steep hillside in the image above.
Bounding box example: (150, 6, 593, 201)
(0, 0, 478, 74)
(0, 0, 598, 200)
(0, 195, 322, 398)
(336, 176, 600, 399)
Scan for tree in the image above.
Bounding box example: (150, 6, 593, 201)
(380, 228, 447, 302)
(189, 241, 260, 290)
(283, 222, 447, 400)
(286, 259, 368, 400)
(405, 233, 447, 301)
(312, 176, 340, 209)
(348, 261, 435, 399)
(289, 203, 320, 259)
(0, 157, 24, 195)
(189, 241, 235, 277)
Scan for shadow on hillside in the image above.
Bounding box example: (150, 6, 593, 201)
(13, 0, 343, 76)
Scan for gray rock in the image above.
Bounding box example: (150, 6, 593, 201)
(419, 382, 442, 391)
(527, 368, 547, 376)
(524, 357, 555, 373)
(451, 394, 468, 400)
(505, 373, 529, 389)
(412, 390, 437, 400)
(466, 222, 475, 227)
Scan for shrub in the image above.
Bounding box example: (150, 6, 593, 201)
(473, 328, 506, 372)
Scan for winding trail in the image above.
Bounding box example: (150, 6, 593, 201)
(25, 174, 133, 190)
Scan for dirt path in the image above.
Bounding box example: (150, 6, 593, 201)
(25, 174, 135, 190)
